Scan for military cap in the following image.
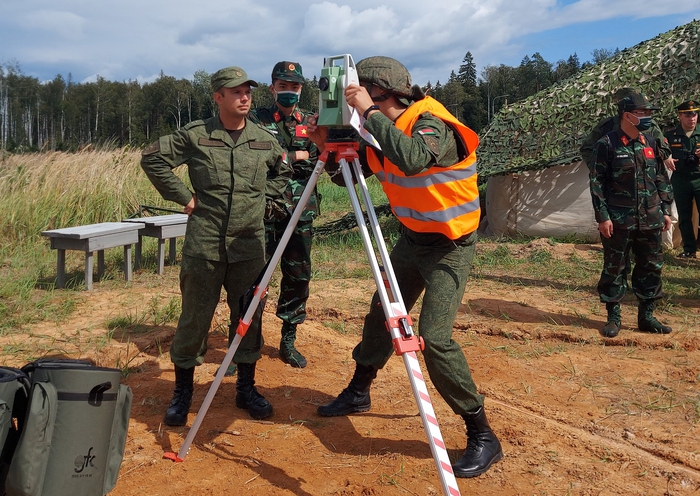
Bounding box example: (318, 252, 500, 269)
(271, 61, 304, 83)
(211, 66, 258, 92)
(676, 100, 699, 112)
(617, 91, 660, 113)
(356, 56, 413, 98)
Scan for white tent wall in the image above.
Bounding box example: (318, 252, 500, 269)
(484, 161, 599, 241)
(483, 161, 697, 247)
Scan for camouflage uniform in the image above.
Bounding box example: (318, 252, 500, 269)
(248, 61, 319, 368)
(581, 114, 671, 167)
(664, 100, 700, 256)
(141, 112, 291, 368)
(589, 128, 673, 305)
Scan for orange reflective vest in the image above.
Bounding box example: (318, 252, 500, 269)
(366, 97, 480, 239)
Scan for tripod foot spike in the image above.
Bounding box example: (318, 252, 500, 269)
(163, 451, 183, 463)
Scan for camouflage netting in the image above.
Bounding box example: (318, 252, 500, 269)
(477, 19, 700, 180)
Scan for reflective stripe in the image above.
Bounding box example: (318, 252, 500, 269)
(383, 166, 476, 189)
(393, 196, 481, 223)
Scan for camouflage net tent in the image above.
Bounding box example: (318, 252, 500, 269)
(478, 19, 700, 241)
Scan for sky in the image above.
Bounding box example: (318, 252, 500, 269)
(1, 0, 699, 88)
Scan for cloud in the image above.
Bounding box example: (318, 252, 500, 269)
(1, 0, 699, 86)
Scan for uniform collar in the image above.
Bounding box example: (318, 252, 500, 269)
(271, 104, 303, 124)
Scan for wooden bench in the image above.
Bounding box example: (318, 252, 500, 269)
(42, 222, 145, 290)
(122, 214, 188, 275)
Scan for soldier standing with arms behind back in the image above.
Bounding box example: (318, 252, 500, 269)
(308, 56, 502, 478)
(249, 61, 319, 369)
(664, 100, 700, 258)
(140, 67, 291, 425)
(589, 92, 674, 338)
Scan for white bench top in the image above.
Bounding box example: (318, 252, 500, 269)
(122, 214, 189, 227)
(42, 222, 144, 239)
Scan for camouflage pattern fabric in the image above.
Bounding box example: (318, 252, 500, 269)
(141, 115, 291, 367)
(580, 115, 671, 167)
(250, 103, 319, 325)
(352, 228, 485, 415)
(478, 20, 700, 179)
(250, 103, 320, 221)
(171, 255, 266, 368)
(348, 101, 485, 415)
(665, 123, 700, 252)
(598, 229, 664, 303)
(589, 130, 673, 229)
(356, 56, 413, 97)
(265, 218, 312, 325)
(141, 116, 291, 262)
(589, 130, 672, 304)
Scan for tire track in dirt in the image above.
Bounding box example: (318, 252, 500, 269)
(486, 394, 700, 482)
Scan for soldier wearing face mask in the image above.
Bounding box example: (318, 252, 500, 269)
(248, 61, 319, 369)
(588, 91, 674, 338)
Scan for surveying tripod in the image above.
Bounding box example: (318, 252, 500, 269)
(164, 138, 462, 496)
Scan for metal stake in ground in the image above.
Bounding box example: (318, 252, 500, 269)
(164, 141, 462, 496)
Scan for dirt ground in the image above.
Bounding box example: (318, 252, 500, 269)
(3, 241, 699, 495)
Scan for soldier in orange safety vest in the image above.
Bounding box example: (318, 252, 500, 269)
(307, 56, 502, 479)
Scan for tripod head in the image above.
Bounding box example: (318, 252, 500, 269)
(317, 54, 358, 128)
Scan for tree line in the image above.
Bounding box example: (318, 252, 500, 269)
(0, 48, 616, 153)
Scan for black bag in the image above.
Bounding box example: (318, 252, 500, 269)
(5, 359, 132, 496)
(0, 367, 30, 495)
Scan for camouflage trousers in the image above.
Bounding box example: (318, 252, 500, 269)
(352, 227, 484, 415)
(170, 254, 266, 369)
(671, 172, 700, 254)
(598, 228, 664, 303)
(265, 217, 313, 326)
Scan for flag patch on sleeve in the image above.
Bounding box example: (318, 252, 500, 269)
(295, 125, 308, 137)
(417, 129, 436, 136)
(643, 147, 655, 159)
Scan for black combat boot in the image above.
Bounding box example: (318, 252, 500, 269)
(638, 300, 672, 334)
(280, 322, 307, 368)
(600, 302, 621, 338)
(317, 363, 377, 417)
(453, 407, 503, 478)
(163, 365, 194, 426)
(235, 362, 273, 419)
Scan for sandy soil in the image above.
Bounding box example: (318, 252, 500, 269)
(3, 241, 699, 496)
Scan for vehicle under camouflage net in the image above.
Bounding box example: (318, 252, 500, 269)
(477, 19, 700, 180)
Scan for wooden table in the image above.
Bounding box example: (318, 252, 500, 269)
(122, 214, 188, 275)
(42, 222, 145, 290)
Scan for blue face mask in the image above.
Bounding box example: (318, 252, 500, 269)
(629, 113, 653, 131)
(275, 90, 300, 108)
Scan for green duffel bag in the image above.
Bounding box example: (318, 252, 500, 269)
(6, 359, 132, 496)
(0, 367, 30, 495)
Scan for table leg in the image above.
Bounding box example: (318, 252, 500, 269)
(97, 250, 105, 280)
(157, 239, 166, 275)
(124, 245, 133, 281)
(85, 251, 94, 291)
(134, 234, 143, 271)
(56, 249, 66, 289)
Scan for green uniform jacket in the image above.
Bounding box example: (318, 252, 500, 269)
(140, 116, 292, 263)
(589, 129, 673, 230)
(581, 115, 671, 167)
(664, 124, 700, 176)
(249, 104, 320, 221)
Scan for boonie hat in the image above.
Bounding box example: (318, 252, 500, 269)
(211, 66, 258, 91)
(617, 91, 660, 113)
(676, 100, 699, 113)
(271, 61, 304, 83)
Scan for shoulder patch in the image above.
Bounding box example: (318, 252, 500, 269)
(198, 138, 226, 147)
(422, 135, 440, 155)
(142, 141, 160, 156)
(417, 129, 436, 136)
(249, 141, 272, 150)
